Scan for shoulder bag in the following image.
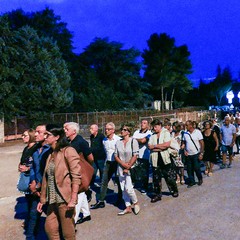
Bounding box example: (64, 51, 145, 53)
(17, 171, 30, 193)
(64, 148, 94, 193)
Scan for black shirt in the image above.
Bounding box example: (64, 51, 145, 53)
(20, 143, 40, 166)
(90, 132, 106, 160)
(70, 135, 92, 158)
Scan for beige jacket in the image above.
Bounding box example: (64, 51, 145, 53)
(149, 129, 171, 167)
(40, 146, 81, 204)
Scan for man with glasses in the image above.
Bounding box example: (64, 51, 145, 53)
(91, 122, 122, 209)
(26, 125, 52, 240)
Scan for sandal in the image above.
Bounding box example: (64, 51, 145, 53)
(118, 209, 132, 216)
(180, 180, 185, 185)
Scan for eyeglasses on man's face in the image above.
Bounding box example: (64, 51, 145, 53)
(105, 128, 113, 131)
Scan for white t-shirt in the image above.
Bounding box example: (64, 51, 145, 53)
(103, 134, 121, 162)
(184, 129, 203, 155)
(132, 129, 152, 159)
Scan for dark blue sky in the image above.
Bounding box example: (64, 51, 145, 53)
(1, 0, 240, 86)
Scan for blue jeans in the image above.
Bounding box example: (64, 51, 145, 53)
(92, 159, 105, 184)
(186, 154, 202, 184)
(25, 195, 41, 240)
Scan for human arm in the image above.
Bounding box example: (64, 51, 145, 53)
(64, 147, 81, 208)
(213, 131, 219, 151)
(198, 139, 204, 160)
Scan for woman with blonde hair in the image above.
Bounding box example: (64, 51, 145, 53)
(114, 124, 140, 215)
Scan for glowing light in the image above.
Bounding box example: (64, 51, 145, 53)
(226, 91, 234, 104)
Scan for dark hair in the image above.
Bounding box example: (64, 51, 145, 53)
(46, 124, 69, 151)
(151, 119, 162, 127)
(174, 123, 182, 133)
(203, 120, 213, 128)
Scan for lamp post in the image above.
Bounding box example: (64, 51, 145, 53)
(226, 91, 234, 104)
(238, 92, 240, 103)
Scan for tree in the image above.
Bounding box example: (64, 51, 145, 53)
(142, 33, 192, 110)
(4, 8, 74, 61)
(71, 37, 150, 111)
(210, 66, 232, 106)
(0, 17, 72, 122)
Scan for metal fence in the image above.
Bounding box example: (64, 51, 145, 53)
(3, 108, 216, 141)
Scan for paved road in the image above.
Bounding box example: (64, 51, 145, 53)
(0, 142, 240, 240)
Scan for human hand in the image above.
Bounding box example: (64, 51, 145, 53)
(37, 202, 43, 213)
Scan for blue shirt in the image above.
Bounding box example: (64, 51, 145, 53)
(30, 144, 52, 185)
(221, 124, 236, 146)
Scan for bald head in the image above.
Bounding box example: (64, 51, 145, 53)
(90, 124, 99, 136)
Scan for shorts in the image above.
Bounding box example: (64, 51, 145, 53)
(221, 145, 233, 155)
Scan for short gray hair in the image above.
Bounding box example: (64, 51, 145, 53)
(64, 122, 80, 134)
(106, 122, 115, 130)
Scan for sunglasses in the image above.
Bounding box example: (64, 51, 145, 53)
(121, 128, 129, 132)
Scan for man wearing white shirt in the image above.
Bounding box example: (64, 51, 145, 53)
(132, 119, 152, 194)
(91, 122, 122, 209)
(184, 120, 204, 188)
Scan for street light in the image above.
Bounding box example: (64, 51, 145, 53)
(226, 91, 234, 104)
(238, 91, 240, 103)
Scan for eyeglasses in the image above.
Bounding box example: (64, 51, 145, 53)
(121, 128, 129, 132)
(105, 128, 113, 131)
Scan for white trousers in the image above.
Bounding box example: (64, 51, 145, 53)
(119, 173, 138, 207)
(74, 192, 90, 223)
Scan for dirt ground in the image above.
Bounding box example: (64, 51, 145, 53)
(1, 141, 240, 240)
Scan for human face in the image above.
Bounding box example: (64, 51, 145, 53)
(121, 126, 130, 137)
(153, 124, 161, 133)
(90, 125, 98, 136)
(64, 125, 76, 140)
(35, 125, 46, 142)
(105, 124, 114, 137)
(44, 131, 58, 147)
(22, 131, 30, 144)
(141, 120, 149, 131)
(224, 118, 230, 126)
(205, 122, 211, 129)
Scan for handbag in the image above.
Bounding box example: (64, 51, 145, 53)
(78, 153, 94, 193)
(17, 172, 30, 193)
(64, 149, 94, 193)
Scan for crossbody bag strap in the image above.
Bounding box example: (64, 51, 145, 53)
(185, 132, 199, 152)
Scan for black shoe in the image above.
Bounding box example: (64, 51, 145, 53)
(90, 201, 105, 209)
(187, 182, 196, 188)
(150, 195, 162, 203)
(76, 215, 91, 224)
(172, 192, 179, 198)
(198, 179, 203, 186)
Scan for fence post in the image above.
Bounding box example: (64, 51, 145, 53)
(0, 117, 4, 143)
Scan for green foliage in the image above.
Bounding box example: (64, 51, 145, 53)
(0, 17, 72, 122)
(71, 38, 151, 111)
(4, 8, 74, 61)
(142, 33, 192, 109)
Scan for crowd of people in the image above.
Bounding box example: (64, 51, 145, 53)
(17, 114, 238, 239)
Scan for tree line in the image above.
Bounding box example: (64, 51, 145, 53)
(0, 8, 237, 122)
